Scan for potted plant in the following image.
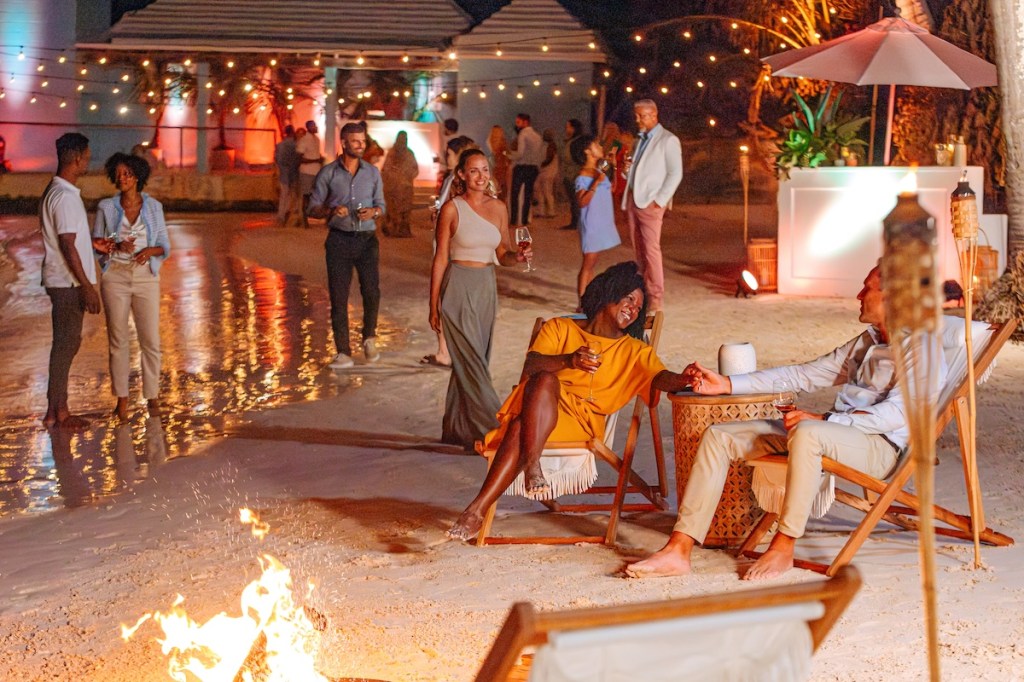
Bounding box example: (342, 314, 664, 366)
(775, 86, 869, 177)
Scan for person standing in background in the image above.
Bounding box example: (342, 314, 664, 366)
(507, 113, 544, 228)
(534, 129, 560, 218)
(559, 118, 584, 230)
(40, 133, 109, 429)
(308, 122, 386, 368)
(380, 131, 418, 238)
(571, 134, 621, 308)
(620, 100, 682, 312)
(273, 125, 301, 227)
(297, 120, 323, 228)
(486, 125, 510, 200)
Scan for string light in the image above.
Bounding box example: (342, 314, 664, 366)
(120, 73, 129, 81)
(205, 81, 212, 88)
(80, 68, 88, 75)
(602, 70, 610, 78)
(625, 85, 634, 93)
(141, 58, 149, 66)
(588, 42, 596, 49)
(232, 106, 240, 114)
(495, 47, 503, 57)
(218, 88, 226, 96)
(660, 86, 669, 94)
(403, 89, 410, 97)
(709, 55, 717, 62)
(497, 81, 506, 91)
(683, 31, 692, 39)
(633, 34, 642, 42)
(243, 83, 253, 91)
(516, 88, 524, 99)
(532, 79, 540, 86)
(269, 58, 277, 66)
(119, 105, 128, 114)
(29, 96, 36, 103)
(541, 40, 549, 52)
(150, 106, 158, 114)
(59, 100, 66, 108)
(731, 22, 739, 29)
(89, 103, 97, 110)
(314, 55, 321, 66)
(638, 67, 646, 74)
(568, 76, 575, 83)
(98, 56, 107, 64)
(743, 48, 751, 55)
(729, 81, 738, 88)
(709, 118, 717, 127)
(41, 80, 48, 87)
(401, 54, 409, 63)
(673, 61, 681, 68)
(227, 60, 235, 68)
(36, 63, 44, 72)
(112, 87, 120, 93)
(205, 107, 213, 114)
(448, 50, 457, 60)
(356, 53, 365, 65)
(58, 53, 67, 64)
(553, 87, 561, 96)
(780, 16, 788, 23)
(183, 58, 191, 66)
(17, 47, 25, 60)
(696, 80, 705, 88)
(461, 86, 469, 93)
(589, 88, 598, 96)
(76, 84, 84, 91)
(478, 87, 486, 98)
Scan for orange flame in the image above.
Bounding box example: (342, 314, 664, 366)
(122, 511, 326, 681)
(239, 507, 270, 540)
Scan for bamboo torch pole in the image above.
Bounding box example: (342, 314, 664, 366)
(951, 170, 984, 567)
(882, 173, 942, 682)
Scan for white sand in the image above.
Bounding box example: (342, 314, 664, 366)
(1, 204, 1022, 681)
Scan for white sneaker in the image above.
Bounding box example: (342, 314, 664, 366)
(363, 337, 381, 363)
(329, 353, 354, 368)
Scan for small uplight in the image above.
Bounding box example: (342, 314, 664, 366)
(736, 270, 759, 298)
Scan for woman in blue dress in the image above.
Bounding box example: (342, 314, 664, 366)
(570, 135, 622, 310)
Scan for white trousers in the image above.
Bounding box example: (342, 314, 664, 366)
(101, 261, 162, 399)
(675, 419, 899, 541)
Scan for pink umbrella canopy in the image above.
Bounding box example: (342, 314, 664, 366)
(762, 16, 997, 164)
(762, 16, 997, 89)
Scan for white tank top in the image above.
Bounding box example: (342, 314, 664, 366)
(450, 197, 500, 264)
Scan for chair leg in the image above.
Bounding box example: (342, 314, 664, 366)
(649, 404, 668, 501)
(826, 460, 916, 576)
(736, 512, 777, 558)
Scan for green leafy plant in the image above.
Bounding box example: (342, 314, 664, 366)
(775, 85, 869, 177)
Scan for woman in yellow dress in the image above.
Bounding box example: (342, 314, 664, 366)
(447, 261, 692, 541)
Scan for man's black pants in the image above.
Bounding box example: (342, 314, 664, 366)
(325, 230, 380, 356)
(510, 164, 539, 226)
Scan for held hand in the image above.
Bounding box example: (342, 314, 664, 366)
(571, 346, 601, 373)
(515, 243, 533, 263)
(783, 409, 824, 431)
(357, 207, 377, 221)
(92, 237, 115, 255)
(333, 205, 350, 218)
(81, 284, 101, 314)
(683, 361, 730, 395)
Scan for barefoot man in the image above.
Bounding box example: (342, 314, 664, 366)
(40, 133, 110, 429)
(627, 266, 945, 580)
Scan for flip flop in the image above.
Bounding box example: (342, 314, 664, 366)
(419, 354, 452, 368)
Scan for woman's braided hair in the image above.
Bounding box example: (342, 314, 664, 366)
(580, 261, 648, 339)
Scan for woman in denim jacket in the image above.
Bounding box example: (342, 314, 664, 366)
(93, 152, 171, 419)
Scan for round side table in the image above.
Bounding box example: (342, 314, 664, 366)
(668, 392, 779, 548)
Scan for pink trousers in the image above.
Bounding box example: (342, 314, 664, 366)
(625, 194, 667, 310)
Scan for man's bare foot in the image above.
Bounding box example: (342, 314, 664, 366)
(147, 399, 162, 416)
(743, 534, 795, 580)
(54, 414, 90, 430)
(524, 464, 550, 496)
(113, 398, 129, 420)
(446, 509, 484, 541)
(625, 531, 694, 578)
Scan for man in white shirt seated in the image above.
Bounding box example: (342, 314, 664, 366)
(627, 265, 946, 580)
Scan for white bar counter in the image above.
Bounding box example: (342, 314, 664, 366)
(777, 166, 1007, 297)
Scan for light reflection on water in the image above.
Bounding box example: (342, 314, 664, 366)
(0, 214, 404, 515)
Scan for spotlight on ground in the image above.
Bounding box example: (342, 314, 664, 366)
(735, 270, 759, 298)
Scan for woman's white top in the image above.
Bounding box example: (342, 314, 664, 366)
(450, 197, 500, 265)
(111, 212, 149, 263)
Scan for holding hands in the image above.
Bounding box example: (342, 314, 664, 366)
(683, 361, 731, 395)
(571, 345, 602, 373)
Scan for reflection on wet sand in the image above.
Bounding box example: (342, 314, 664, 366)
(0, 215, 401, 514)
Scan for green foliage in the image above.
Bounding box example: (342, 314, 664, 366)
(775, 85, 870, 177)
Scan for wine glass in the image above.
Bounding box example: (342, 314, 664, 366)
(354, 201, 365, 230)
(514, 226, 535, 272)
(772, 379, 797, 415)
(621, 150, 633, 178)
(584, 345, 602, 402)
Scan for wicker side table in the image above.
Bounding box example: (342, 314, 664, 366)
(669, 392, 779, 548)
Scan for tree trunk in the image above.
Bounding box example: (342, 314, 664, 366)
(989, 0, 1024, 264)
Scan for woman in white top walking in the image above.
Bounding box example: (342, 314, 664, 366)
(93, 153, 171, 420)
(429, 149, 531, 449)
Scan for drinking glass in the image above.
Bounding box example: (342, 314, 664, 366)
(354, 202, 365, 230)
(772, 379, 797, 415)
(584, 345, 602, 402)
(514, 226, 535, 272)
(621, 150, 633, 178)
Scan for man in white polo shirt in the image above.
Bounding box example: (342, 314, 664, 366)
(40, 132, 107, 428)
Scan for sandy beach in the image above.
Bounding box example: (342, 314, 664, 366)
(0, 202, 1022, 681)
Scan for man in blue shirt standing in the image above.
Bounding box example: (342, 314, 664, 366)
(309, 122, 386, 368)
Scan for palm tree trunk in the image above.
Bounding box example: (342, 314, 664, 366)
(990, 0, 1024, 264)
(150, 105, 165, 148)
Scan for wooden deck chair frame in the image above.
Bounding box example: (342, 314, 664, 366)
(474, 312, 668, 546)
(475, 564, 862, 681)
(736, 319, 1018, 576)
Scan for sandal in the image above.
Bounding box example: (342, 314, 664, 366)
(419, 354, 452, 368)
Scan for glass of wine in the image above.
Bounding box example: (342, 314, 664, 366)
(584, 345, 602, 402)
(772, 379, 797, 416)
(514, 226, 535, 272)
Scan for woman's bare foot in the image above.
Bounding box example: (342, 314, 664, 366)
(625, 531, 695, 578)
(54, 414, 90, 430)
(446, 509, 484, 541)
(147, 399, 162, 416)
(113, 398, 129, 421)
(743, 534, 795, 580)
(524, 463, 550, 496)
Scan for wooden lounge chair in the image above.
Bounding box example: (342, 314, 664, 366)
(736, 318, 1018, 576)
(475, 565, 862, 682)
(474, 312, 668, 546)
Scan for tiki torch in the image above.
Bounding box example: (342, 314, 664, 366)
(950, 171, 984, 568)
(882, 175, 943, 682)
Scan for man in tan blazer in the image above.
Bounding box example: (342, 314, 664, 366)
(621, 100, 683, 311)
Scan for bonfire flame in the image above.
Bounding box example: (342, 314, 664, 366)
(122, 510, 327, 681)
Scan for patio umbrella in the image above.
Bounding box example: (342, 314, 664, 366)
(762, 16, 998, 164)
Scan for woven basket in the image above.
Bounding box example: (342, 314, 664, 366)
(670, 393, 779, 547)
(746, 239, 778, 293)
(976, 245, 999, 298)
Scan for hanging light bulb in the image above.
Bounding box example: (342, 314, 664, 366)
(141, 58, 150, 67)
(227, 60, 235, 68)
(673, 61, 681, 68)
(356, 53, 365, 65)
(243, 82, 253, 91)
(495, 46, 503, 57)
(205, 81, 213, 89)
(58, 53, 67, 64)
(625, 85, 634, 93)
(497, 81, 506, 91)
(314, 54, 321, 66)
(516, 88, 524, 100)
(683, 31, 692, 39)
(119, 105, 128, 114)
(59, 100, 67, 108)
(401, 54, 410, 63)
(232, 106, 240, 114)
(589, 88, 598, 96)
(588, 42, 596, 50)
(206, 107, 213, 114)
(461, 86, 469, 93)
(98, 56, 107, 64)
(403, 89, 410, 97)
(448, 50, 457, 60)
(478, 88, 486, 99)
(709, 55, 717, 62)
(17, 47, 25, 60)
(77, 84, 85, 91)
(602, 70, 610, 78)
(660, 86, 669, 94)
(743, 48, 751, 55)
(218, 88, 226, 96)
(553, 87, 561, 96)
(532, 79, 540, 87)
(269, 58, 277, 66)
(112, 87, 120, 93)
(36, 63, 44, 72)
(80, 68, 88, 75)
(729, 81, 737, 88)
(638, 67, 646, 74)
(41, 80, 48, 87)
(633, 34, 642, 42)
(30, 96, 37, 103)
(709, 118, 717, 127)
(150, 107, 158, 114)
(183, 58, 192, 66)
(541, 39, 549, 52)
(392, 90, 400, 97)
(89, 103, 97, 110)
(696, 80, 705, 88)
(568, 76, 576, 83)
